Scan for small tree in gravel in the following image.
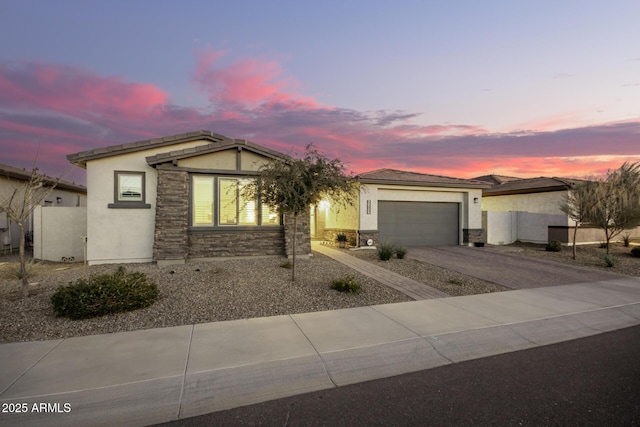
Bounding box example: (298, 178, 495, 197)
(585, 162, 640, 254)
(244, 145, 358, 282)
(560, 180, 598, 260)
(0, 167, 58, 297)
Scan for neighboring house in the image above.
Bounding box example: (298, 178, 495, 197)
(0, 162, 87, 252)
(67, 130, 308, 265)
(472, 174, 637, 245)
(315, 169, 489, 248)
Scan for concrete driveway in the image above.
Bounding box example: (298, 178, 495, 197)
(408, 246, 625, 289)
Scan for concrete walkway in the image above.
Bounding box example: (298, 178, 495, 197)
(312, 242, 448, 299)
(1, 277, 640, 426)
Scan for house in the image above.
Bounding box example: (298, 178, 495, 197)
(0, 162, 87, 253)
(315, 169, 489, 248)
(473, 174, 640, 245)
(67, 131, 309, 265)
(67, 130, 490, 265)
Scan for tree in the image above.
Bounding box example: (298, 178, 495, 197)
(244, 145, 358, 282)
(585, 162, 640, 254)
(560, 180, 598, 260)
(0, 167, 58, 297)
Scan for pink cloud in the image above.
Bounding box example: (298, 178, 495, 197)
(1, 54, 640, 185)
(192, 47, 318, 109)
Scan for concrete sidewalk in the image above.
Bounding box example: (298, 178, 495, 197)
(1, 278, 640, 427)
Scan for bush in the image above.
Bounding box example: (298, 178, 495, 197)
(631, 247, 640, 258)
(377, 242, 396, 261)
(603, 253, 616, 268)
(330, 275, 361, 294)
(336, 233, 348, 242)
(623, 233, 632, 247)
(51, 267, 159, 320)
(395, 247, 407, 259)
(545, 240, 562, 252)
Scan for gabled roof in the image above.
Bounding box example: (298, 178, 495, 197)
(0, 162, 86, 193)
(479, 176, 587, 196)
(145, 138, 290, 166)
(67, 130, 235, 168)
(472, 174, 523, 186)
(357, 169, 490, 189)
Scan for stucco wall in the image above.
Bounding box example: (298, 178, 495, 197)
(33, 206, 87, 261)
(85, 139, 210, 265)
(0, 175, 86, 251)
(482, 191, 567, 215)
(485, 210, 568, 244)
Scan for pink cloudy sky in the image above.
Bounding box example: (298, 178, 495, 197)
(1, 1, 639, 185)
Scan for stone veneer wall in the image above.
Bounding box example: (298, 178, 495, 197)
(357, 230, 379, 247)
(154, 169, 311, 260)
(323, 229, 358, 246)
(463, 228, 485, 244)
(188, 229, 284, 257)
(154, 169, 189, 261)
(284, 210, 311, 257)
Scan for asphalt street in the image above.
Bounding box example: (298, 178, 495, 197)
(158, 325, 640, 426)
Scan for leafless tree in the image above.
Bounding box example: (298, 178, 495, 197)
(0, 167, 58, 296)
(560, 180, 598, 260)
(585, 162, 640, 254)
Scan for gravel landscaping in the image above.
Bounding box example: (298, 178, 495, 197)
(1, 252, 413, 344)
(13, 240, 620, 344)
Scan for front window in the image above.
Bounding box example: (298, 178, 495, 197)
(192, 176, 280, 226)
(118, 173, 143, 201)
(109, 171, 150, 209)
(193, 176, 214, 225)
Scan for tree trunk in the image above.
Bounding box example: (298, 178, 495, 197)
(18, 222, 28, 297)
(572, 223, 578, 260)
(292, 213, 297, 282)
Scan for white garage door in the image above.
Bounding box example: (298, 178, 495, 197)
(378, 201, 459, 246)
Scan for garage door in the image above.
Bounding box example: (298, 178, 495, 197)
(378, 201, 459, 246)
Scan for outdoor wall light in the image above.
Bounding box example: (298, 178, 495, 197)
(56, 197, 62, 204)
(473, 197, 479, 204)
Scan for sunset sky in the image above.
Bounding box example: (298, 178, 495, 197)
(1, 0, 639, 185)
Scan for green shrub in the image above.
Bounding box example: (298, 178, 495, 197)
(330, 275, 361, 294)
(51, 267, 159, 320)
(603, 253, 616, 268)
(631, 247, 640, 258)
(395, 247, 407, 259)
(448, 278, 463, 286)
(545, 240, 562, 252)
(336, 233, 348, 242)
(622, 233, 632, 247)
(377, 242, 396, 261)
(599, 242, 607, 249)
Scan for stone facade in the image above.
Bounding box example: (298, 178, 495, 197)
(357, 230, 379, 247)
(284, 210, 311, 257)
(153, 169, 189, 261)
(188, 229, 284, 257)
(463, 228, 485, 244)
(323, 228, 358, 246)
(153, 169, 308, 261)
